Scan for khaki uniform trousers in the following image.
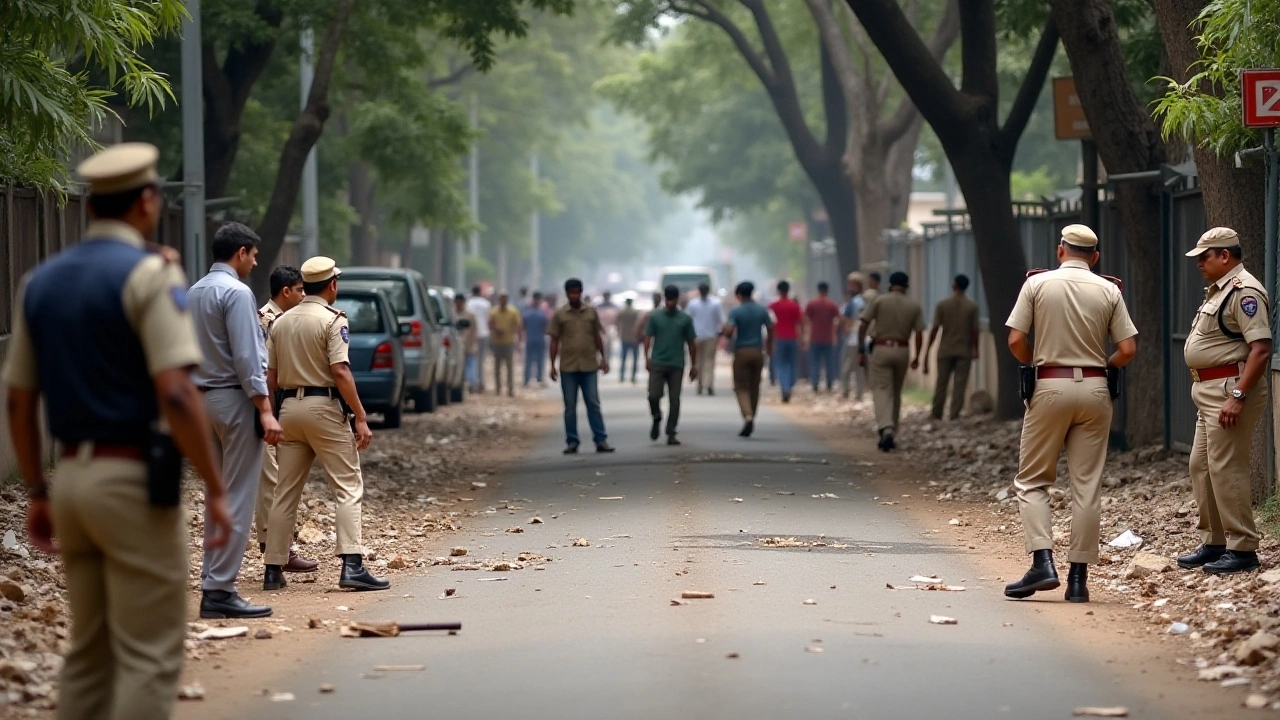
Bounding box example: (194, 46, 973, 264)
(1190, 377, 1268, 551)
(255, 444, 277, 545)
(265, 395, 365, 565)
(869, 346, 909, 432)
(932, 355, 972, 421)
(51, 451, 186, 720)
(695, 337, 718, 391)
(732, 347, 765, 420)
(1013, 377, 1111, 564)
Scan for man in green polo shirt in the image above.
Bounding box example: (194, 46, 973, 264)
(645, 285, 698, 445)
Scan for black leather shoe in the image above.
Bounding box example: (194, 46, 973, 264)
(339, 554, 391, 591)
(877, 430, 896, 452)
(740, 420, 754, 437)
(650, 417, 661, 441)
(1177, 544, 1226, 569)
(707, 388, 714, 397)
(200, 590, 273, 619)
(564, 443, 579, 455)
(596, 443, 616, 453)
(263, 565, 286, 591)
(1065, 563, 1089, 603)
(667, 435, 681, 446)
(1203, 550, 1261, 575)
(260, 543, 319, 573)
(1005, 549, 1060, 599)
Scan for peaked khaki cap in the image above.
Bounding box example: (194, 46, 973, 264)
(300, 256, 341, 283)
(1061, 224, 1098, 248)
(76, 143, 160, 194)
(1185, 227, 1240, 257)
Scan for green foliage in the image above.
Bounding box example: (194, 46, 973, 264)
(1009, 166, 1059, 201)
(0, 0, 185, 190)
(464, 255, 496, 285)
(1153, 0, 1280, 155)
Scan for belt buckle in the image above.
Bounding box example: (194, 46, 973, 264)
(1190, 368, 1201, 383)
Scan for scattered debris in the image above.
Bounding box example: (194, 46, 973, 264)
(598, 496, 625, 501)
(681, 591, 715, 599)
(254, 629, 273, 640)
(1198, 665, 1244, 682)
(759, 537, 808, 548)
(373, 665, 426, 672)
(308, 617, 323, 629)
(812, 493, 839, 499)
(670, 599, 688, 606)
(1245, 695, 1269, 710)
(195, 626, 249, 641)
(505, 527, 524, 534)
(803, 599, 817, 606)
(1167, 622, 1190, 635)
(572, 538, 591, 547)
(529, 517, 544, 524)
(1072, 708, 1128, 718)
(726, 653, 740, 659)
(1124, 552, 1174, 579)
(804, 644, 824, 653)
(340, 621, 462, 638)
(1107, 530, 1143, 549)
(929, 615, 958, 625)
(177, 683, 206, 701)
(271, 692, 295, 702)
(319, 683, 335, 694)
(450, 547, 469, 557)
(1234, 631, 1280, 666)
(730, 498, 744, 503)
(753, 581, 766, 586)
(909, 575, 942, 584)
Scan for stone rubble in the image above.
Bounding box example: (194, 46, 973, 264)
(0, 395, 532, 717)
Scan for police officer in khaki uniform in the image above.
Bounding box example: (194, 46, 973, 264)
(262, 257, 389, 592)
(253, 265, 318, 573)
(1177, 228, 1272, 574)
(3, 143, 231, 720)
(856, 271, 924, 451)
(1004, 225, 1138, 603)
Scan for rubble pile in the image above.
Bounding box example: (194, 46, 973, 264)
(808, 391, 1280, 709)
(0, 395, 535, 717)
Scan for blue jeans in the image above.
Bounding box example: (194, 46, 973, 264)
(619, 343, 640, 381)
(465, 353, 479, 388)
(561, 371, 607, 446)
(809, 343, 838, 390)
(524, 342, 546, 385)
(774, 339, 798, 395)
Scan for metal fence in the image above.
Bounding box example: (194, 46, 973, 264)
(1165, 183, 1208, 452)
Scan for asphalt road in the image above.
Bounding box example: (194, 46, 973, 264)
(250, 372, 1169, 720)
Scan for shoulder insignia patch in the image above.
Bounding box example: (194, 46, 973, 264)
(1241, 296, 1259, 317)
(169, 285, 188, 312)
(340, 326, 349, 344)
(1232, 276, 1245, 289)
(1025, 269, 1048, 280)
(322, 304, 346, 317)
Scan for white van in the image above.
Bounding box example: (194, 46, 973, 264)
(658, 266, 717, 300)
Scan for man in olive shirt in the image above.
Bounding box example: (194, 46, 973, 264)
(645, 285, 698, 445)
(923, 274, 980, 421)
(857, 271, 924, 451)
(549, 278, 615, 454)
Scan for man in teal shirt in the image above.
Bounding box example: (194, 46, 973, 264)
(723, 280, 774, 437)
(645, 285, 698, 445)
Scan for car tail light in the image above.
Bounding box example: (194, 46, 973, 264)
(402, 320, 423, 348)
(443, 336, 452, 349)
(372, 342, 395, 370)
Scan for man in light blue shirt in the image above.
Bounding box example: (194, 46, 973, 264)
(189, 222, 282, 620)
(841, 273, 868, 400)
(685, 283, 723, 396)
(723, 281, 773, 437)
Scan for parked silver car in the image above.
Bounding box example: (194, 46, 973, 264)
(340, 268, 443, 413)
(429, 286, 467, 403)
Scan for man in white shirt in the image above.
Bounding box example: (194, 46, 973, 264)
(466, 285, 492, 393)
(686, 283, 724, 396)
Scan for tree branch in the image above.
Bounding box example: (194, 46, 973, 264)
(427, 61, 476, 89)
(877, 0, 960, 143)
(998, 17, 1059, 154)
(957, 1, 998, 100)
(807, 0, 872, 138)
(673, 0, 774, 87)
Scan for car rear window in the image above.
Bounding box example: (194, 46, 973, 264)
(334, 295, 385, 334)
(425, 291, 450, 325)
(346, 277, 413, 316)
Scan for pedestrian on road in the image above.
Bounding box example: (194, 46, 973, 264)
(1003, 225, 1137, 603)
(255, 265, 318, 576)
(467, 285, 492, 393)
(857, 271, 924, 452)
(804, 281, 841, 393)
(840, 272, 868, 401)
(3, 142, 232, 720)
(1177, 227, 1272, 575)
(549, 278, 616, 454)
(188, 222, 284, 620)
(490, 291, 522, 397)
(264, 256, 389, 593)
(923, 274, 980, 421)
(768, 280, 801, 402)
(522, 291, 550, 387)
(454, 294, 480, 391)
(686, 283, 723, 396)
(724, 281, 774, 437)
(598, 290, 620, 365)
(617, 298, 640, 384)
(645, 285, 698, 445)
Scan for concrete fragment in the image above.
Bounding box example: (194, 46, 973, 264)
(0, 580, 27, 603)
(1235, 631, 1280, 666)
(1124, 552, 1173, 579)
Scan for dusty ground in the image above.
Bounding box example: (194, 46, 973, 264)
(773, 384, 1280, 713)
(0, 390, 554, 719)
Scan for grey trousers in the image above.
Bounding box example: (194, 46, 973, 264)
(200, 389, 264, 593)
(648, 364, 683, 435)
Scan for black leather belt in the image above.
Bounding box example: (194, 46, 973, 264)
(284, 387, 337, 398)
(197, 385, 240, 392)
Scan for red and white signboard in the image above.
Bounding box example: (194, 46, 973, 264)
(1242, 69, 1280, 128)
(788, 221, 807, 243)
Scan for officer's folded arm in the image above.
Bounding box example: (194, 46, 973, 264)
(1006, 328, 1032, 365)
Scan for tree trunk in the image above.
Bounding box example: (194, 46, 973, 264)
(1050, 0, 1168, 445)
(251, 0, 357, 294)
(348, 160, 379, 266)
(884, 113, 924, 233)
(851, 141, 891, 271)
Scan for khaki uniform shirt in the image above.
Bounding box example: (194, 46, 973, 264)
(268, 295, 349, 388)
(1183, 264, 1271, 370)
(258, 299, 284, 339)
(933, 294, 979, 358)
(2, 220, 202, 389)
(490, 305, 523, 347)
(549, 303, 602, 373)
(861, 290, 923, 341)
(1006, 259, 1138, 367)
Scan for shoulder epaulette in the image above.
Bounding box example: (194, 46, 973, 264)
(322, 305, 347, 317)
(1100, 275, 1124, 291)
(1231, 276, 1245, 290)
(1025, 268, 1049, 279)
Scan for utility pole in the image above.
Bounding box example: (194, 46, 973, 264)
(300, 29, 319, 260)
(530, 155, 541, 291)
(469, 94, 480, 259)
(180, 0, 205, 283)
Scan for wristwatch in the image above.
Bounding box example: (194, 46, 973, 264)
(1231, 388, 1247, 401)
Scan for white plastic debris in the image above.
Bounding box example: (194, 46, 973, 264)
(929, 615, 958, 625)
(1072, 708, 1128, 718)
(1167, 622, 1190, 635)
(1106, 530, 1143, 549)
(271, 692, 295, 702)
(1, 530, 17, 551)
(195, 626, 248, 640)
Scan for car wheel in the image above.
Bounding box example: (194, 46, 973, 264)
(415, 387, 437, 414)
(450, 384, 464, 403)
(383, 405, 402, 429)
(436, 382, 450, 407)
